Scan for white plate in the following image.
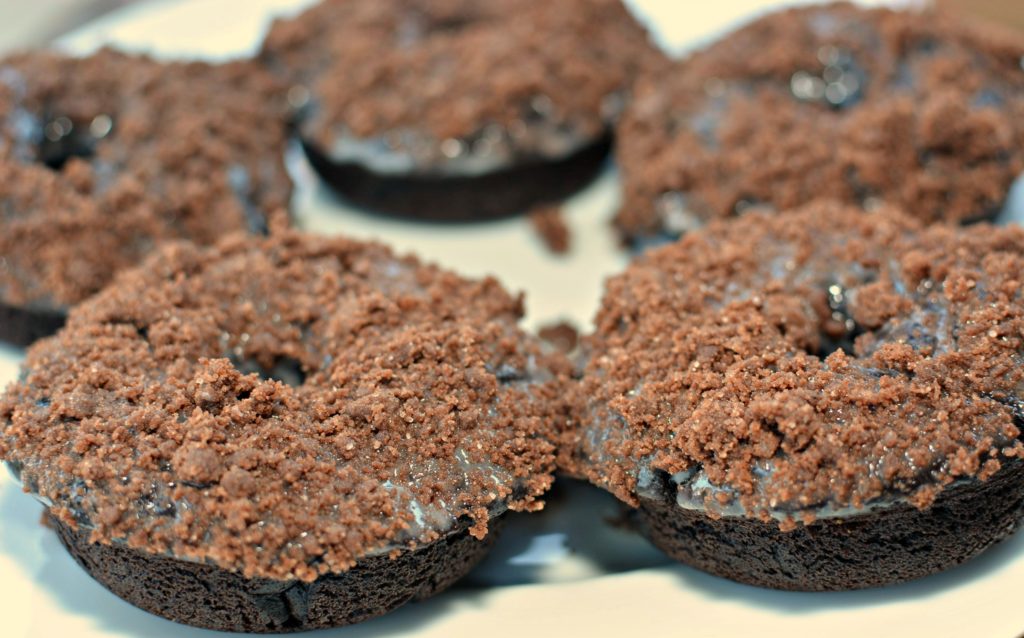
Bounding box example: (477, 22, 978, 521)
(3, 1, 1024, 637)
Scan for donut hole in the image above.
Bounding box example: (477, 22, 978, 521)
(231, 354, 307, 387)
(36, 113, 112, 171)
(426, 15, 470, 33)
(815, 330, 862, 358)
(812, 282, 863, 358)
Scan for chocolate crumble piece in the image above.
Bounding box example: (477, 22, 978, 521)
(0, 231, 569, 631)
(614, 3, 1024, 244)
(529, 205, 571, 255)
(566, 201, 1024, 590)
(538, 320, 579, 354)
(0, 49, 293, 345)
(260, 0, 664, 220)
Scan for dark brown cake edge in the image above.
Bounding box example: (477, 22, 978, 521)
(0, 300, 66, 348)
(634, 457, 1024, 591)
(301, 133, 612, 222)
(50, 513, 504, 633)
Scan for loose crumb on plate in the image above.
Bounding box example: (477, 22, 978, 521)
(530, 205, 570, 255)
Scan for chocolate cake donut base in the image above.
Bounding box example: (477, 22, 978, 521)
(302, 134, 612, 222)
(52, 514, 503, 633)
(0, 301, 66, 348)
(636, 458, 1024, 591)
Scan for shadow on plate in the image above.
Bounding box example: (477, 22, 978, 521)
(464, 477, 671, 587)
(478, 476, 1024, 610)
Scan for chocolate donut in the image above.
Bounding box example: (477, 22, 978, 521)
(0, 49, 293, 346)
(615, 3, 1024, 245)
(259, 0, 663, 221)
(564, 202, 1024, 590)
(0, 231, 566, 631)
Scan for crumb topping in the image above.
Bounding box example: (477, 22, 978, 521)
(567, 202, 1024, 529)
(1, 232, 567, 581)
(616, 3, 1024, 241)
(261, 0, 664, 165)
(0, 49, 292, 307)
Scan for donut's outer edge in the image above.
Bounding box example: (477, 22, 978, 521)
(301, 133, 612, 222)
(51, 513, 504, 633)
(0, 300, 66, 348)
(635, 456, 1024, 591)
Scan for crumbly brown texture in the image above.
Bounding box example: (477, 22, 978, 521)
(538, 321, 579, 355)
(0, 231, 568, 582)
(529, 205, 570, 255)
(260, 0, 664, 149)
(941, 0, 1024, 34)
(615, 3, 1024, 242)
(0, 48, 293, 309)
(565, 202, 1024, 529)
